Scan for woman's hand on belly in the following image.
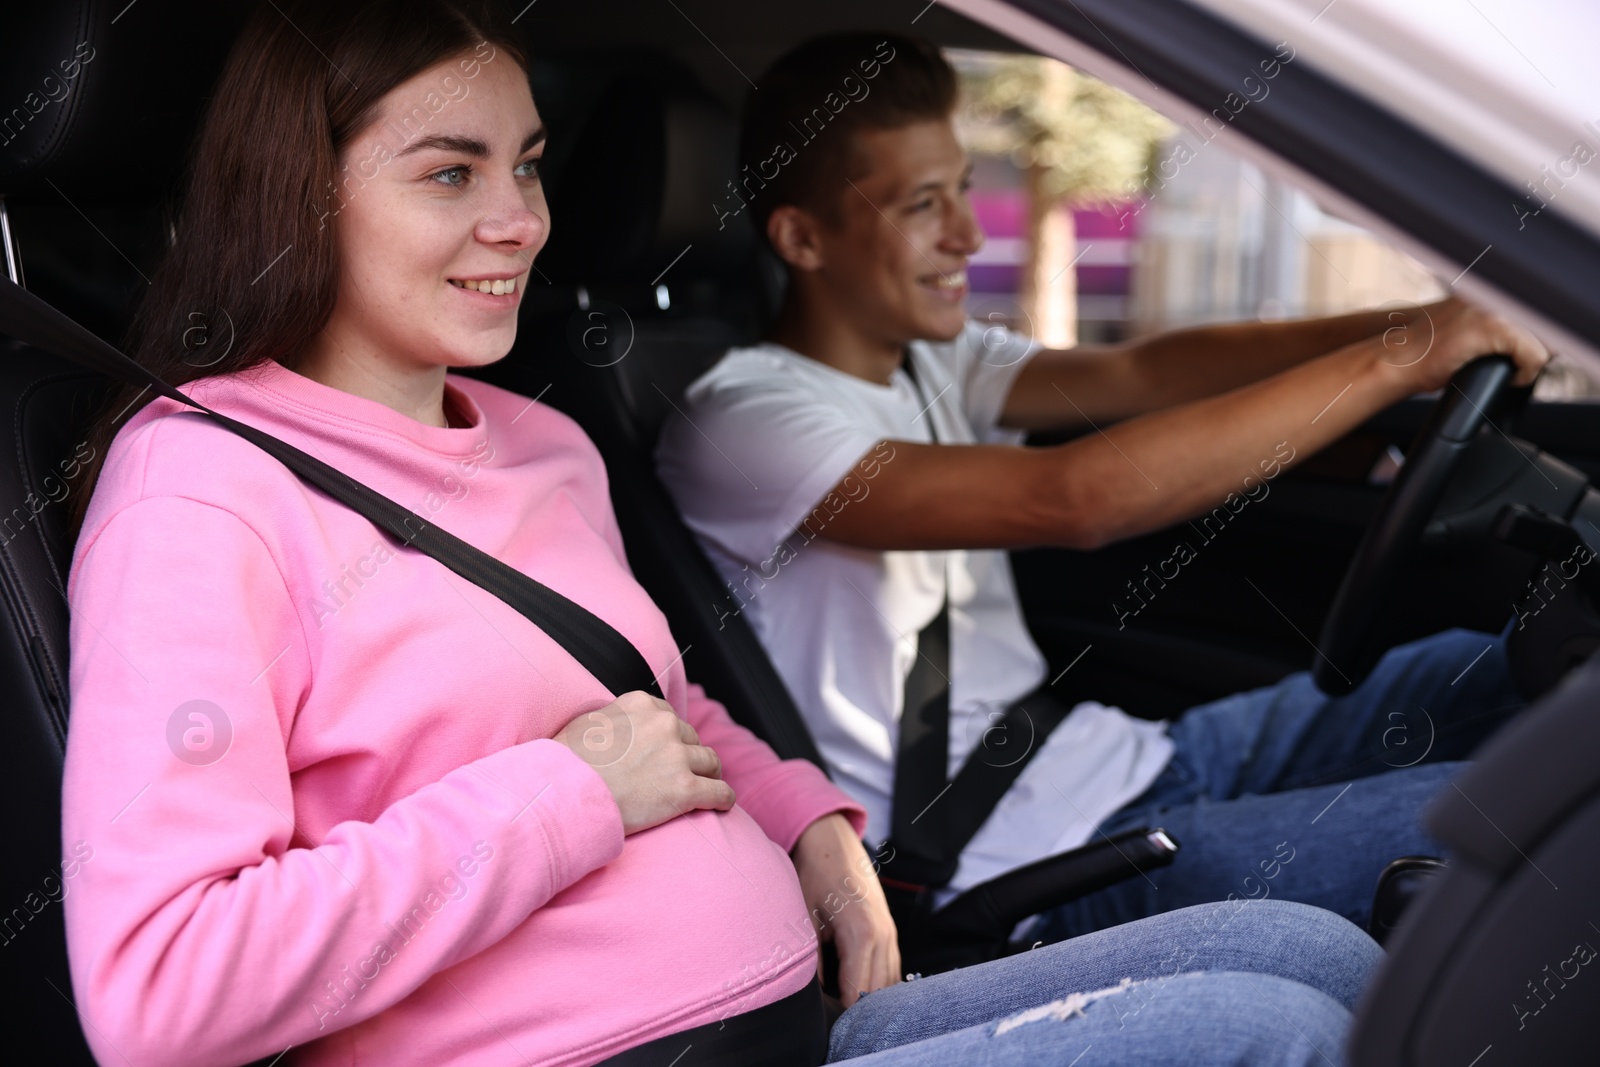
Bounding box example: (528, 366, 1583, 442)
(556, 691, 736, 835)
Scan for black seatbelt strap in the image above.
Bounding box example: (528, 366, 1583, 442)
(884, 351, 1074, 890)
(890, 600, 952, 880)
(888, 351, 956, 884)
(0, 276, 662, 700)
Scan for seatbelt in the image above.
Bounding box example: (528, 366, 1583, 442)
(888, 562, 952, 881)
(0, 276, 662, 701)
(883, 351, 1075, 890)
(887, 352, 957, 884)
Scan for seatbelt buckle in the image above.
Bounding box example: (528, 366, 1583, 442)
(877, 874, 931, 893)
(875, 841, 959, 892)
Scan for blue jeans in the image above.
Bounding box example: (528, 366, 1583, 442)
(1029, 627, 1523, 941)
(829, 899, 1378, 1065)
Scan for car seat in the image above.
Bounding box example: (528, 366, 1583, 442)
(0, 4, 250, 1063)
(1348, 646, 1600, 1064)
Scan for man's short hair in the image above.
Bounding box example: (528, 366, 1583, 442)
(737, 33, 958, 240)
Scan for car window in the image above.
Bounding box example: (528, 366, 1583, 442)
(948, 48, 1600, 400)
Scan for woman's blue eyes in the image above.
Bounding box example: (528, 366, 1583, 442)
(428, 159, 543, 187)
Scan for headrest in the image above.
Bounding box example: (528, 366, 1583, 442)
(535, 58, 755, 285)
(0, 1, 248, 205)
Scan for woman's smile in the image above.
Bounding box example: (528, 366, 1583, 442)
(447, 271, 527, 299)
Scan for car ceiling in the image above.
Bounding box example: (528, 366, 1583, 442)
(516, 0, 1027, 110)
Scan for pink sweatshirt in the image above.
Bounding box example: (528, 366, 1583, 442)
(62, 358, 866, 1067)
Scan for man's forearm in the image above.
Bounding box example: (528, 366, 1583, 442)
(1121, 303, 1433, 412)
(821, 335, 1413, 552)
(1000, 301, 1442, 431)
(1058, 333, 1411, 548)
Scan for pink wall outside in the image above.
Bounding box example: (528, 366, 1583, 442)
(967, 189, 1141, 301)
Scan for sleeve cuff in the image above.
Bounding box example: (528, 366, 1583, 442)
(966, 334, 1041, 433)
(735, 759, 869, 853)
(763, 431, 882, 560)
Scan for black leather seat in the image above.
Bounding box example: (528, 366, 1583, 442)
(1348, 647, 1600, 1064)
(466, 58, 825, 766)
(0, 5, 249, 1063)
(0, 349, 114, 1066)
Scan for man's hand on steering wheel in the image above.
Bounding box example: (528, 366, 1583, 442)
(1313, 298, 1554, 693)
(1386, 296, 1551, 393)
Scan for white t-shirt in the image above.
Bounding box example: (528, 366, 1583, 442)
(656, 319, 1174, 902)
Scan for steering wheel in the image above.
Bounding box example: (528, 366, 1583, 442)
(1311, 355, 1516, 695)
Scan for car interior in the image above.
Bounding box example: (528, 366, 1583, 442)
(3, 1, 1598, 1064)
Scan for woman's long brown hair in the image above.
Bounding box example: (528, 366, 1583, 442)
(68, 0, 529, 541)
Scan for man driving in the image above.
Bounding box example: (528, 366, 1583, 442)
(655, 32, 1549, 943)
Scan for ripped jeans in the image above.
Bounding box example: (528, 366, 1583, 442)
(827, 899, 1376, 1066)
